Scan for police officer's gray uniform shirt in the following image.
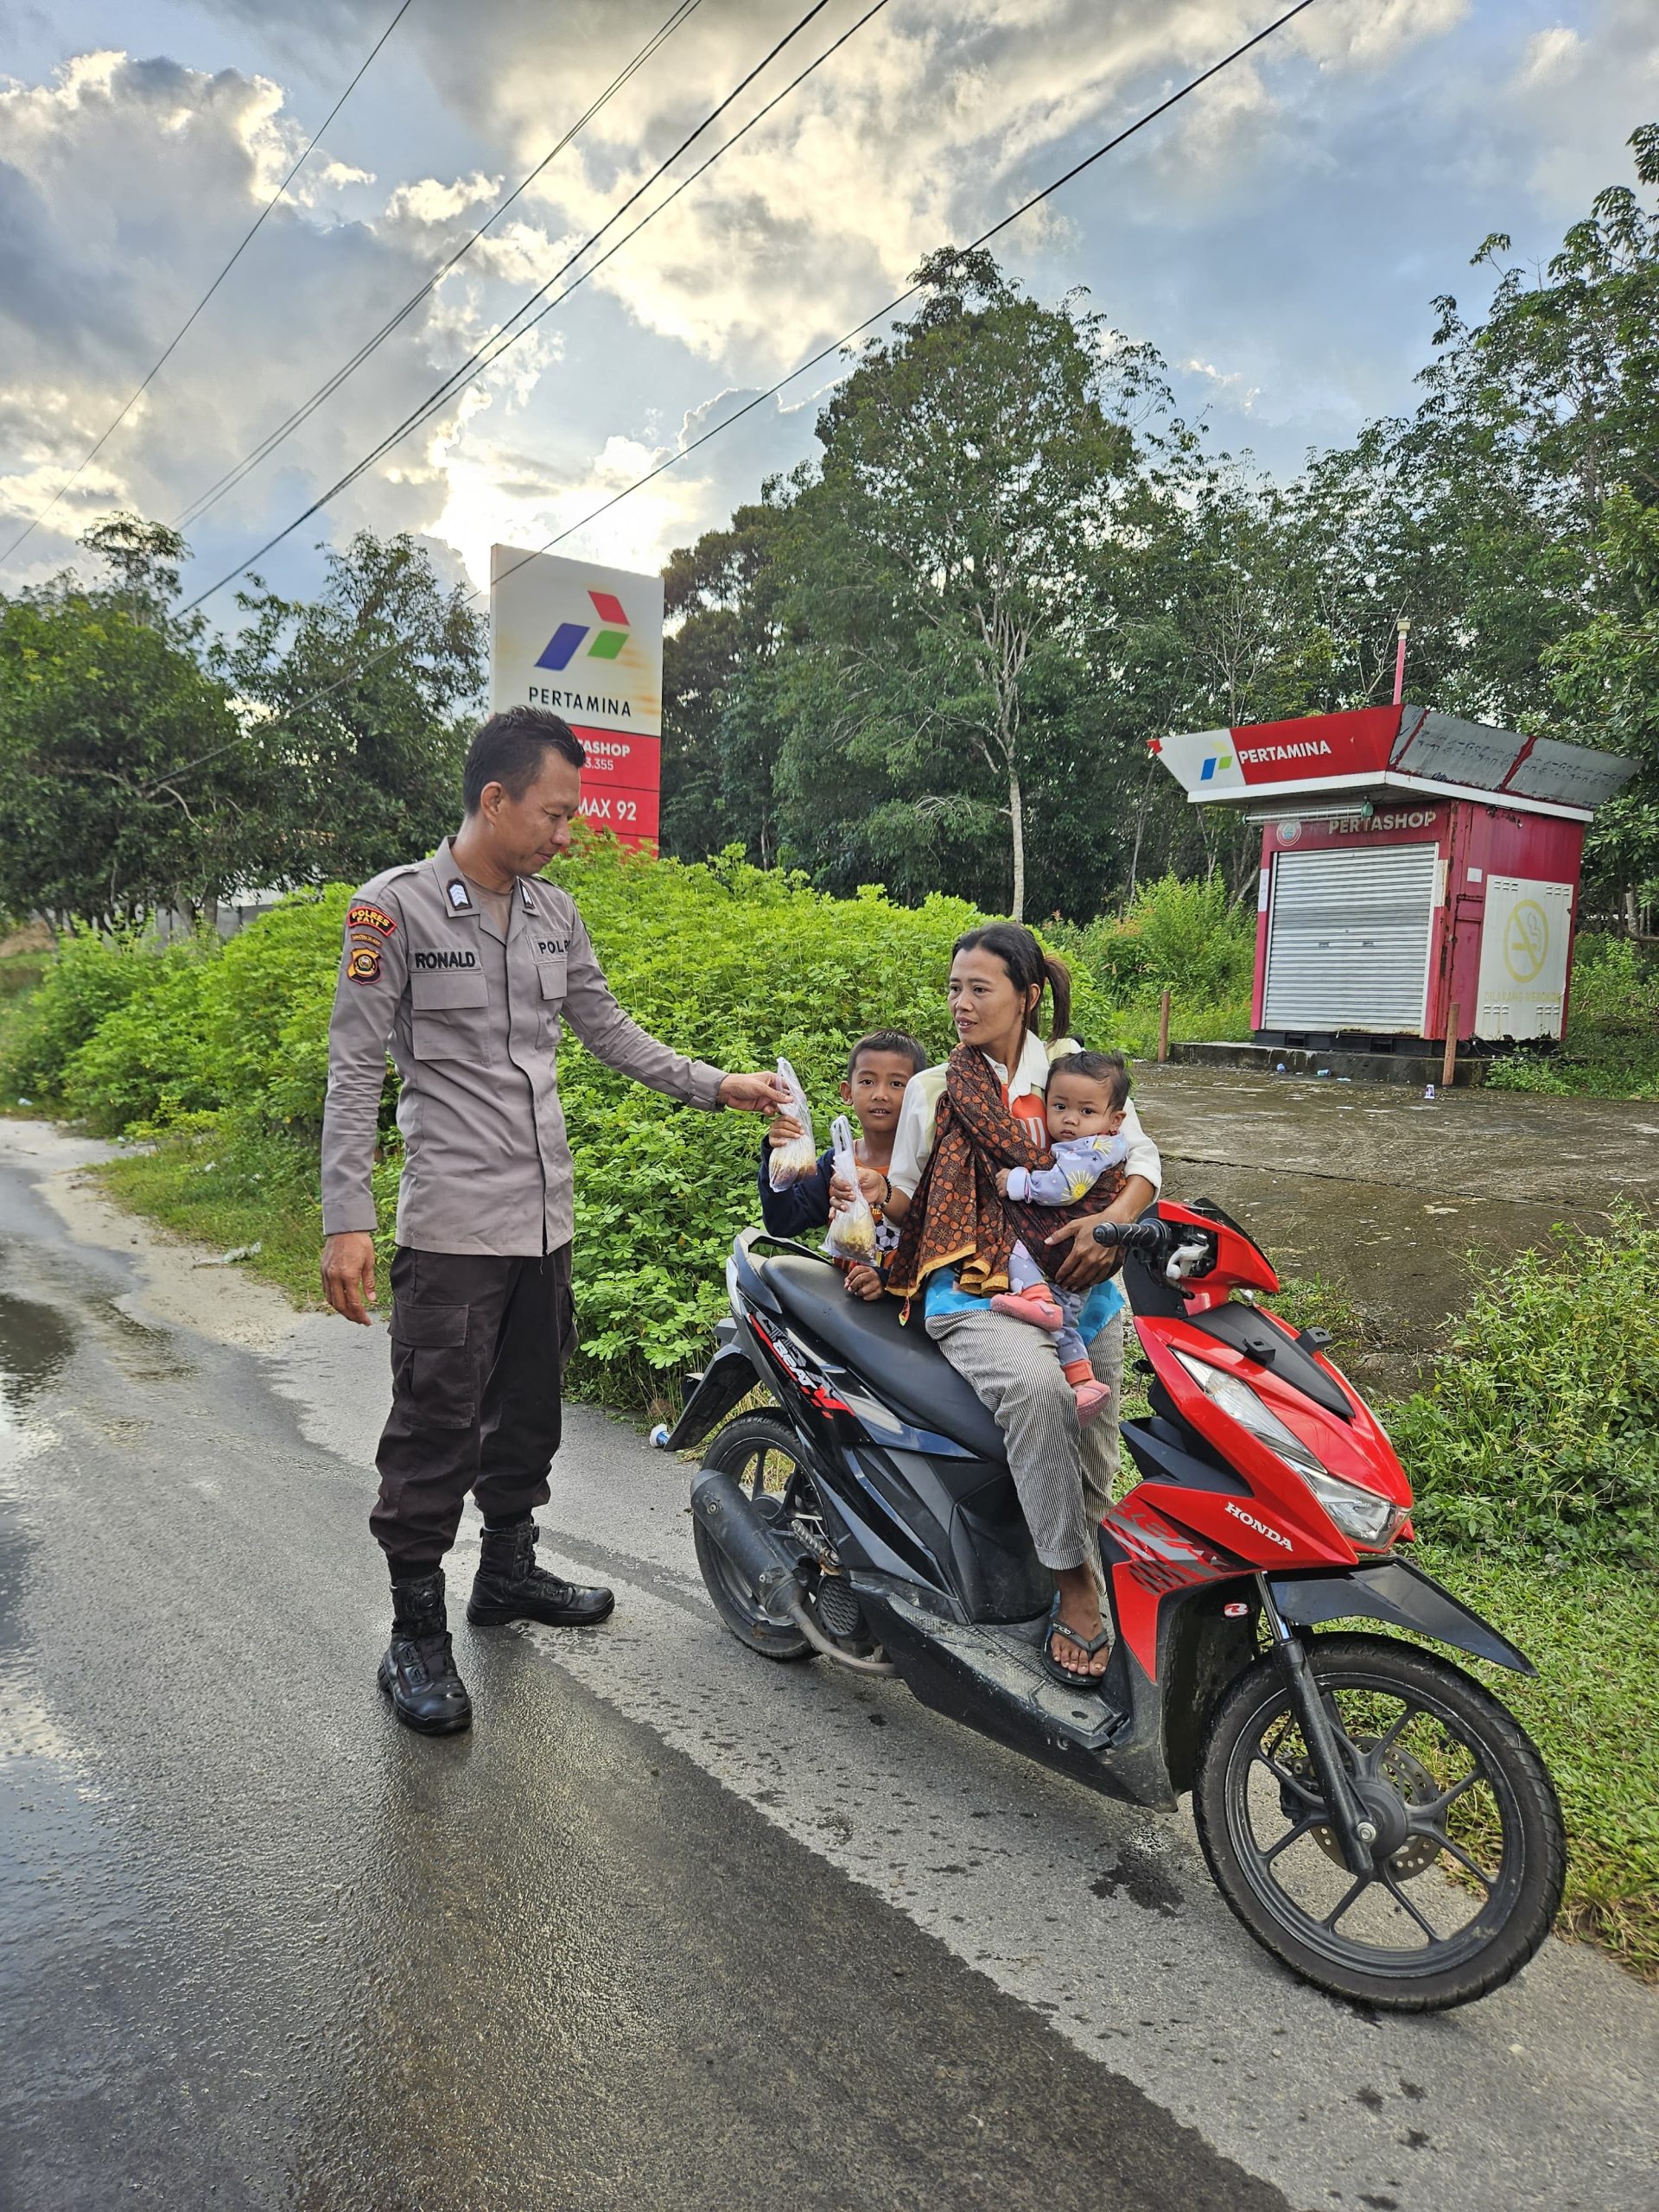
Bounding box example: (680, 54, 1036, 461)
(321, 838, 727, 1256)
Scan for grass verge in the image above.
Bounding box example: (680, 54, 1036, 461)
(92, 1116, 353, 1311)
(67, 1113, 1659, 1986)
(1405, 1545, 1659, 1980)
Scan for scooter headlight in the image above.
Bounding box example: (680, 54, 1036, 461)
(1170, 1349, 1404, 1547)
(1171, 1348, 1325, 1477)
(1295, 1465, 1406, 1548)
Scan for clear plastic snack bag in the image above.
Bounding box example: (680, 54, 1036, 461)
(824, 1113, 879, 1263)
(766, 1056, 818, 1190)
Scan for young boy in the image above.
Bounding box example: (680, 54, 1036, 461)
(760, 1030, 927, 1299)
(991, 1050, 1131, 1427)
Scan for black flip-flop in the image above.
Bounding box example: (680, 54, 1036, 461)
(1040, 1592, 1110, 1693)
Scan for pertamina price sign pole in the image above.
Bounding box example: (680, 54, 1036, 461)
(489, 544, 664, 849)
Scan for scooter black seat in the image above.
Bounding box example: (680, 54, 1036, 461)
(760, 1253, 1006, 1460)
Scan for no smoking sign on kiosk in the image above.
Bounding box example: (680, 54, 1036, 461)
(490, 544, 664, 848)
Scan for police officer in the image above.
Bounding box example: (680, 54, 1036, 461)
(321, 706, 783, 1733)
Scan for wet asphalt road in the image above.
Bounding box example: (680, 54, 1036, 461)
(3, 1122, 1657, 2212)
(0, 1134, 1277, 2212)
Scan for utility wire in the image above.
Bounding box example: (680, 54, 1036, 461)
(493, 0, 1321, 602)
(179, 0, 844, 613)
(144, 0, 1319, 795)
(0, 0, 416, 569)
(181, 0, 893, 608)
(173, 0, 703, 533)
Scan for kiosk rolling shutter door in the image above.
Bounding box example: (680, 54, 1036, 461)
(1262, 845, 1438, 1031)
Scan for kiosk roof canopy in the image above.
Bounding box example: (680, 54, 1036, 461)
(1152, 705, 1634, 822)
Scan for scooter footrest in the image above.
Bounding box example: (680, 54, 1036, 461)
(886, 1592, 1129, 1749)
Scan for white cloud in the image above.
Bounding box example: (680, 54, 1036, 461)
(1519, 26, 1583, 85)
(3, 0, 1654, 620)
(0, 49, 486, 584)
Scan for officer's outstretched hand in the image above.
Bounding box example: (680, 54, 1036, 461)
(321, 1231, 378, 1325)
(717, 1071, 791, 1113)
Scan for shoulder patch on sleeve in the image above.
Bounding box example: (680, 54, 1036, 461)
(346, 943, 385, 986)
(347, 900, 397, 938)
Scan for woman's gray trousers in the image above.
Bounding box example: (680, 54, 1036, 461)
(925, 1306, 1123, 1571)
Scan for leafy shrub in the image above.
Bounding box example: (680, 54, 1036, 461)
(1390, 1205, 1659, 1562)
(1567, 932, 1659, 1034)
(60, 941, 219, 1133)
(0, 925, 178, 1104)
(194, 887, 354, 1129)
(1484, 1049, 1574, 1096)
(1065, 873, 1255, 1006)
(1048, 873, 1255, 1051)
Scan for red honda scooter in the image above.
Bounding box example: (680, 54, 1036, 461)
(664, 1199, 1566, 2011)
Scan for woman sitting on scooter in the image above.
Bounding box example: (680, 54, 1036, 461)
(831, 925, 1160, 1688)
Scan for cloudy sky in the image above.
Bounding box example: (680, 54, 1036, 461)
(1, 0, 1656, 629)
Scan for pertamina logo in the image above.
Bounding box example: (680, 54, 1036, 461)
(1199, 749, 1234, 783)
(536, 589, 632, 672)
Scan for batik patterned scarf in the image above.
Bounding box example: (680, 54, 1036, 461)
(885, 1041, 1124, 1301)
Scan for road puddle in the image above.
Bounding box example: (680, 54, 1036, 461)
(0, 1285, 74, 1423)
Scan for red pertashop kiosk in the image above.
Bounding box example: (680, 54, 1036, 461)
(1151, 705, 1635, 1050)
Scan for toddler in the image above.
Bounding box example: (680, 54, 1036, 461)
(992, 1051, 1131, 1427)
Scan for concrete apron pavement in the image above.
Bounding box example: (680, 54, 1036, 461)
(2, 1118, 1656, 2211)
(1131, 1065, 1659, 1395)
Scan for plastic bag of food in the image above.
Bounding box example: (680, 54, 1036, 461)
(824, 1114, 879, 1263)
(766, 1057, 818, 1190)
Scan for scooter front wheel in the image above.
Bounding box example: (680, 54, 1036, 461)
(1193, 1633, 1566, 2012)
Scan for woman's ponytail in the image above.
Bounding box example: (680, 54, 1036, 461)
(1041, 953, 1072, 1044)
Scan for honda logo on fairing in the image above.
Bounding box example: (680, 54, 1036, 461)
(1224, 1502, 1293, 1550)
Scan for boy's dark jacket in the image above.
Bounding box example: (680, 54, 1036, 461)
(756, 1141, 835, 1241)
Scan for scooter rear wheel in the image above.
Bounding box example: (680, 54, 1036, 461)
(692, 1413, 816, 1662)
(1194, 1632, 1566, 2012)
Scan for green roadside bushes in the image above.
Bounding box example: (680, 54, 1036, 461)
(0, 844, 1112, 1401)
(1048, 871, 1255, 1051)
(1391, 1203, 1659, 1565)
(2, 888, 356, 1136)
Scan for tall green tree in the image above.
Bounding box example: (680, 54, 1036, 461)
(660, 493, 794, 865)
(777, 249, 1136, 918)
(0, 517, 275, 926)
(216, 531, 486, 885)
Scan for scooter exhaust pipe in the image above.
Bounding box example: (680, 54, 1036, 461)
(690, 1466, 896, 1676)
(690, 1466, 806, 1624)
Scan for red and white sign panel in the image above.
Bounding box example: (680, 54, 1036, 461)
(1153, 703, 1633, 821)
(1152, 707, 1402, 799)
(490, 544, 663, 850)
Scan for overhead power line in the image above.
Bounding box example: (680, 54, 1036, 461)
(173, 0, 704, 534)
(179, 0, 850, 613)
(179, 0, 893, 614)
(144, 0, 1319, 796)
(0, 0, 416, 569)
(489, 0, 1321, 601)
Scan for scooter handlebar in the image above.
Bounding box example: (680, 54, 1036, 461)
(1091, 1217, 1215, 1282)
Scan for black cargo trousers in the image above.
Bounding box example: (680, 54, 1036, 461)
(371, 1244, 576, 1576)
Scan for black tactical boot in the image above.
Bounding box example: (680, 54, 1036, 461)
(467, 1517, 615, 1628)
(378, 1570, 473, 1734)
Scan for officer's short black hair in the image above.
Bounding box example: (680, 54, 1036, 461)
(1048, 1049, 1130, 1111)
(463, 707, 586, 813)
